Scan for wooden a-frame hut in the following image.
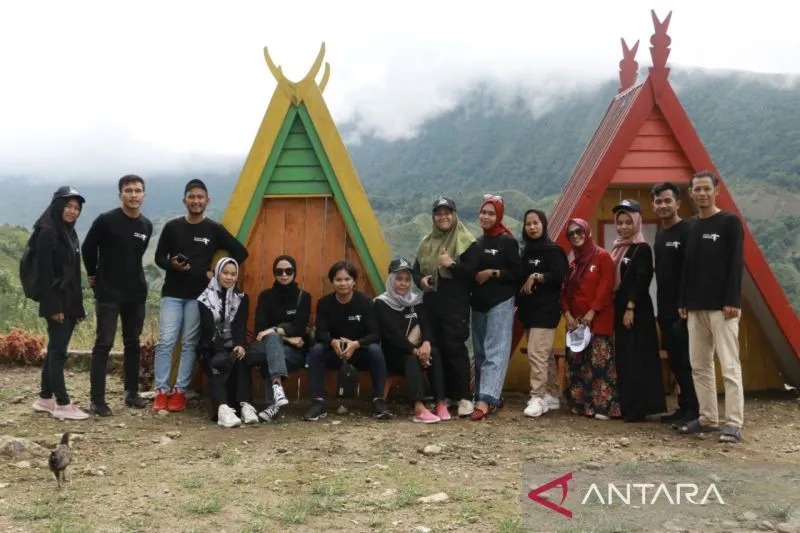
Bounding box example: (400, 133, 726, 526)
(543, 11, 800, 390)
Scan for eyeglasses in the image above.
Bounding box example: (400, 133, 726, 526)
(483, 194, 503, 201)
(274, 268, 295, 276)
(567, 228, 585, 238)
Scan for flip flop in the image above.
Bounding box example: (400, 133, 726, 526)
(718, 424, 742, 444)
(677, 418, 720, 435)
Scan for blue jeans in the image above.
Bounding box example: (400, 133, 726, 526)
(249, 332, 307, 402)
(154, 297, 200, 392)
(471, 296, 515, 404)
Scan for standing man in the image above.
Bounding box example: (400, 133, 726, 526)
(83, 175, 153, 416)
(152, 179, 248, 412)
(677, 171, 744, 444)
(651, 182, 699, 426)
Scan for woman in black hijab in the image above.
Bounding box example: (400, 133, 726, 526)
(30, 186, 90, 421)
(250, 255, 311, 421)
(517, 209, 568, 418)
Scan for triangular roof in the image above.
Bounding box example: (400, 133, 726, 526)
(548, 11, 800, 386)
(221, 43, 390, 291)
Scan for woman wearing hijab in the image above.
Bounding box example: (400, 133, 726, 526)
(611, 200, 666, 422)
(561, 218, 620, 420)
(250, 255, 311, 422)
(517, 209, 569, 418)
(375, 258, 448, 423)
(467, 194, 521, 421)
(197, 257, 254, 428)
(30, 186, 90, 421)
(413, 196, 477, 417)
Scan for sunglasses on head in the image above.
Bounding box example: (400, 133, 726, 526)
(274, 267, 295, 276)
(483, 194, 503, 201)
(567, 228, 585, 238)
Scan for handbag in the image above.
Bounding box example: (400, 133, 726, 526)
(337, 362, 359, 398)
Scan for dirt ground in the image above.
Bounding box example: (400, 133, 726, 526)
(1, 366, 799, 533)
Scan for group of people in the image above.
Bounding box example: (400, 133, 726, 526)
(28, 171, 746, 442)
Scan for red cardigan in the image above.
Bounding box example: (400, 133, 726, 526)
(561, 249, 615, 336)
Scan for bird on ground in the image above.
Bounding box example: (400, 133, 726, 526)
(48, 432, 72, 488)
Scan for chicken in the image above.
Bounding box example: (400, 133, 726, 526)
(48, 432, 72, 488)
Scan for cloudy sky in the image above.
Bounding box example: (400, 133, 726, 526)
(1, 0, 798, 181)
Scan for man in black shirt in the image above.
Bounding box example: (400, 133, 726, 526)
(651, 182, 699, 426)
(82, 175, 153, 416)
(151, 179, 248, 412)
(677, 171, 744, 444)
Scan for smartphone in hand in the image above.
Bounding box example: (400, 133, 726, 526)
(174, 253, 189, 264)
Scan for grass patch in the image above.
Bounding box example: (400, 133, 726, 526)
(219, 451, 240, 466)
(498, 518, 524, 533)
(119, 515, 152, 532)
(660, 458, 692, 475)
(12, 499, 65, 521)
(241, 519, 268, 532)
(616, 461, 643, 476)
(392, 483, 423, 509)
(186, 495, 223, 515)
(312, 479, 345, 498)
(764, 502, 792, 521)
(0, 386, 26, 401)
(278, 482, 345, 525)
(47, 518, 91, 533)
(181, 475, 203, 489)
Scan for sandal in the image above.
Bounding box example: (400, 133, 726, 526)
(718, 424, 742, 444)
(469, 405, 490, 421)
(677, 418, 720, 435)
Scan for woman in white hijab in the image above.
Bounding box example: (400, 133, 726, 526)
(197, 257, 254, 428)
(374, 258, 448, 423)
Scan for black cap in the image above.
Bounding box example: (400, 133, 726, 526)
(52, 185, 86, 204)
(612, 199, 641, 214)
(388, 257, 413, 274)
(184, 179, 208, 194)
(432, 195, 456, 212)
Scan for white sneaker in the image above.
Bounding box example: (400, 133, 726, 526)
(217, 404, 242, 428)
(258, 404, 281, 422)
(594, 413, 610, 421)
(272, 382, 289, 407)
(457, 399, 475, 417)
(524, 397, 549, 418)
(240, 402, 259, 424)
(52, 403, 89, 420)
(544, 394, 561, 410)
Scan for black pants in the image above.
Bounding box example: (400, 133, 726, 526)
(41, 317, 77, 405)
(308, 343, 387, 399)
(385, 347, 445, 402)
(428, 306, 471, 401)
(658, 317, 699, 415)
(90, 301, 146, 403)
(201, 352, 254, 413)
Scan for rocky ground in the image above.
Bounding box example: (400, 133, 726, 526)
(0, 366, 799, 533)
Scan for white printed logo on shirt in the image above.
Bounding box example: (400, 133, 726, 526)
(348, 315, 362, 322)
(194, 236, 211, 245)
(484, 249, 499, 256)
(133, 232, 148, 242)
(622, 257, 631, 265)
(286, 309, 297, 316)
(529, 259, 541, 266)
(404, 312, 418, 320)
(589, 265, 598, 273)
(665, 241, 681, 249)
(702, 233, 720, 242)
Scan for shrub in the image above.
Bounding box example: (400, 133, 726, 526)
(0, 327, 45, 365)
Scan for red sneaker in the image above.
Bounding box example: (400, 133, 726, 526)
(153, 391, 169, 412)
(167, 391, 186, 412)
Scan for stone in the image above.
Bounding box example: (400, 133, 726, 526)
(277, 447, 288, 454)
(166, 430, 181, 439)
(777, 523, 796, 533)
(116, 423, 126, 428)
(9, 396, 24, 404)
(418, 492, 449, 504)
(486, 458, 498, 466)
(408, 459, 418, 465)
(618, 437, 630, 447)
(584, 462, 603, 471)
(0, 482, 8, 489)
(662, 520, 689, 532)
(13, 460, 31, 469)
(741, 512, 758, 521)
(0, 436, 48, 459)
(157, 409, 169, 417)
(759, 521, 776, 531)
(413, 528, 431, 533)
(421, 445, 442, 456)
(331, 420, 342, 425)
(721, 520, 740, 528)
(158, 435, 172, 445)
(467, 516, 479, 524)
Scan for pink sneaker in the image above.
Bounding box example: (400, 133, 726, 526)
(52, 403, 90, 421)
(32, 397, 56, 414)
(435, 403, 452, 421)
(413, 408, 441, 424)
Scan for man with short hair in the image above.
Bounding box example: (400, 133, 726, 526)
(82, 175, 153, 416)
(651, 182, 699, 426)
(677, 171, 745, 444)
(152, 179, 248, 412)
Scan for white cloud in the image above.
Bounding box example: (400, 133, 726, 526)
(1, 0, 799, 180)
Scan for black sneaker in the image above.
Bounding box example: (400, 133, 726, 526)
(372, 398, 393, 420)
(124, 393, 148, 409)
(90, 402, 113, 417)
(660, 410, 685, 423)
(303, 400, 327, 421)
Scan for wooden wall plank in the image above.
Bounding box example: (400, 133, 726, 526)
(630, 135, 682, 151)
(638, 119, 672, 136)
(620, 151, 691, 168)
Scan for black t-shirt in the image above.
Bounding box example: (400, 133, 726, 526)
(469, 233, 520, 312)
(653, 219, 691, 319)
(314, 291, 380, 347)
(82, 208, 153, 303)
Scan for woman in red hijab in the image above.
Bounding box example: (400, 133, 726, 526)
(467, 195, 521, 420)
(561, 218, 620, 420)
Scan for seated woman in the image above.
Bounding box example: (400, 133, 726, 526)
(610, 200, 666, 422)
(468, 195, 521, 421)
(303, 261, 393, 421)
(561, 219, 621, 420)
(249, 255, 311, 422)
(374, 258, 449, 423)
(197, 257, 257, 428)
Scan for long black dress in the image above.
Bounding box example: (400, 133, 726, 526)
(614, 243, 666, 420)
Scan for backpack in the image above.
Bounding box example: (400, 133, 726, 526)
(19, 227, 43, 302)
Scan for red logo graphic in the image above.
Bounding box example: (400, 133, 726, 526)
(528, 472, 573, 518)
